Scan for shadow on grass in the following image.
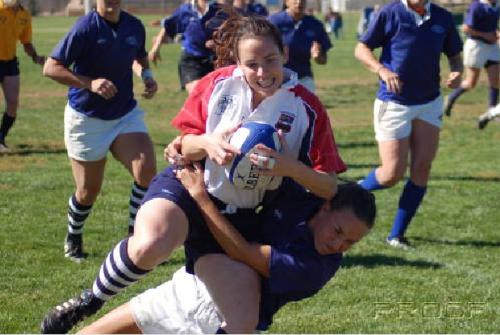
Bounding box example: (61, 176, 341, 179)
(3, 144, 66, 156)
(337, 141, 376, 149)
(412, 237, 500, 248)
(342, 253, 442, 269)
(432, 175, 500, 183)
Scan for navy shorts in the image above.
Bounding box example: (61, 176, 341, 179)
(0, 58, 20, 83)
(178, 52, 214, 89)
(142, 166, 264, 274)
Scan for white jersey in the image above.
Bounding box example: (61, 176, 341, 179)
(172, 65, 345, 208)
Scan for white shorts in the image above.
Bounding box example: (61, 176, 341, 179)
(64, 104, 148, 161)
(130, 267, 222, 334)
(373, 96, 443, 142)
(463, 38, 500, 69)
(299, 76, 316, 93)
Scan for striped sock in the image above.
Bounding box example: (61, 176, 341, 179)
(67, 195, 92, 236)
(92, 238, 150, 301)
(128, 182, 147, 233)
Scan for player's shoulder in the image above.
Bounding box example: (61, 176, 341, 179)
(268, 10, 287, 23)
(191, 65, 237, 97)
(121, 10, 145, 29)
(290, 84, 326, 115)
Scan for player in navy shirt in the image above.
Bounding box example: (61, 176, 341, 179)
(269, 0, 332, 92)
(74, 177, 376, 334)
(355, 0, 463, 249)
(149, 0, 232, 93)
(246, 0, 269, 16)
(42, 0, 158, 261)
(444, 0, 499, 129)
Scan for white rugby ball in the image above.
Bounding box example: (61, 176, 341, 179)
(226, 122, 281, 190)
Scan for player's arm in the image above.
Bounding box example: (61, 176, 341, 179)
(43, 57, 117, 100)
(176, 163, 272, 277)
(462, 24, 498, 44)
(22, 42, 45, 65)
(134, 56, 158, 99)
(311, 41, 327, 64)
(445, 53, 463, 89)
(354, 41, 402, 94)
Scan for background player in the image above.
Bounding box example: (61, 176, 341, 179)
(355, 0, 463, 249)
(0, 0, 45, 153)
(42, 0, 158, 261)
(444, 0, 499, 129)
(269, 0, 332, 92)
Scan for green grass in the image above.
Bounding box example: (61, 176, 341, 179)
(1, 13, 499, 333)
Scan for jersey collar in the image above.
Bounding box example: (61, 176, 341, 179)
(401, 0, 431, 26)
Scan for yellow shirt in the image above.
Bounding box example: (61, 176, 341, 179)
(0, 1, 32, 61)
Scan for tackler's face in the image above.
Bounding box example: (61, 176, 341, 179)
(313, 207, 369, 255)
(237, 36, 286, 106)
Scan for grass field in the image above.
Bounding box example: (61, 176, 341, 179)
(0, 13, 499, 333)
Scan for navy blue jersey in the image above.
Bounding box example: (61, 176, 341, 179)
(258, 223, 343, 330)
(51, 10, 146, 120)
(360, 0, 463, 105)
(163, 2, 227, 58)
(464, 0, 499, 37)
(269, 11, 332, 78)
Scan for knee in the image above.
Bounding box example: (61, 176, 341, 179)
(224, 307, 259, 333)
(75, 186, 101, 204)
(4, 98, 18, 114)
(411, 160, 433, 181)
(127, 234, 166, 268)
(134, 157, 157, 187)
(379, 165, 406, 187)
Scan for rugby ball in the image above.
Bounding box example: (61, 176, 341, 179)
(226, 122, 281, 190)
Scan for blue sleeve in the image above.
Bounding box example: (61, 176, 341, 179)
(443, 14, 463, 57)
(315, 19, 333, 52)
(162, 5, 185, 38)
(359, 8, 390, 49)
(136, 22, 147, 60)
(464, 2, 478, 27)
(50, 18, 87, 67)
(268, 245, 342, 294)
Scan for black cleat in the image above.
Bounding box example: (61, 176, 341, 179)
(478, 112, 492, 130)
(40, 289, 104, 334)
(64, 233, 85, 263)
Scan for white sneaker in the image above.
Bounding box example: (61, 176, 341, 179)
(0, 142, 10, 153)
(386, 237, 412, 250)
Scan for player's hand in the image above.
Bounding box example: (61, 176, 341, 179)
(379, 67, 403, 94)
(446, 71, 462, 89)
(310, 41, 322, 59)
(249, 130, 295, 177)
(142, 77, 158, 99)
(204, 124, 241, 166)
(90, 78, 117, 99)
(175, 162, 208, 201)
(148, 49, 161, 66)
(164, 136, 191, 165)
(33, 55, 46, 66)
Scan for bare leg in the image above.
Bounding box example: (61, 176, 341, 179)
(195, 254, 261, 333)
(409, 119, 440, 186)
(78, 303, 142, 334)
(375, 138, 410, 187)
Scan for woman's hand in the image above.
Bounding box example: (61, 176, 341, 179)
(163, 136, 191, 165)
(378, 67, 403, 94)
(204, 124, 241, 166)
(248, 130, 297, 177)
(175, 162, 208, 201)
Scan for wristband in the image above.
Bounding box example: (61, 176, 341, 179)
(141, 68, 154, 81)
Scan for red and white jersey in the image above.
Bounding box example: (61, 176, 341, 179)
(172, 65, 346, 208)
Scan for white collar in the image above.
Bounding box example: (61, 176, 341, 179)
(191, 0, 208, 17)
(402, 0, 431, 26)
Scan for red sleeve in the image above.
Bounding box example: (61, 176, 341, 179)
(171, 66, 236, 135)
(292, 85, 347, 174)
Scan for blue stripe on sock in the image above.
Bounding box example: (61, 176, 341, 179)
(360, 169, 386, 191)
(120, 239, 149, 275)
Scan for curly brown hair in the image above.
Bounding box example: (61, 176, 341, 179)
(213, 12, 284, 68)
